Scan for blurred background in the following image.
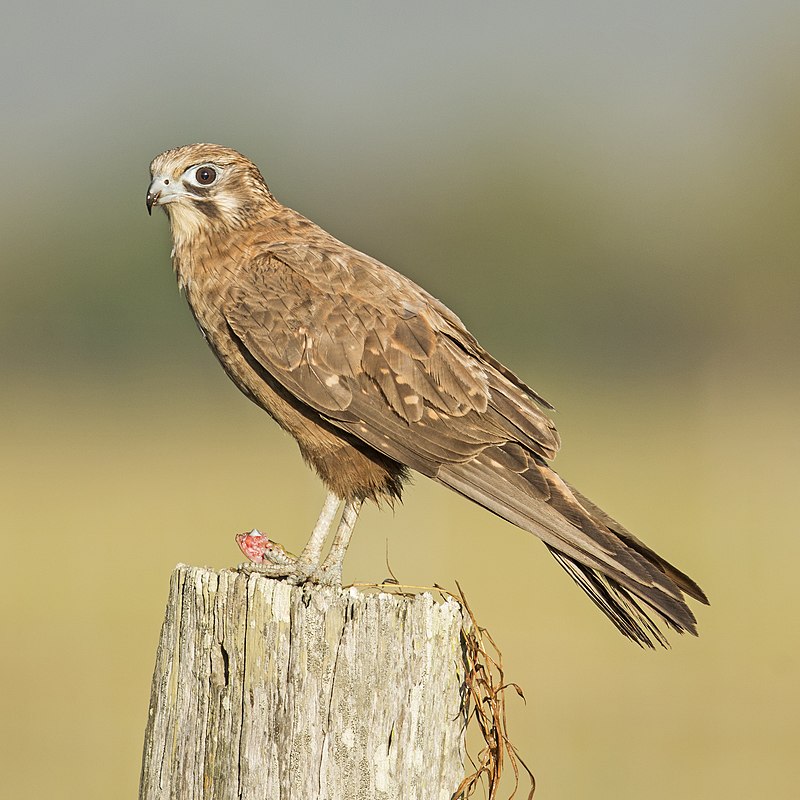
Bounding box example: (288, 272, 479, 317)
(1, 1, 798, 797)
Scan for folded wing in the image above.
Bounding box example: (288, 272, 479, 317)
(224, 242, 707, 646)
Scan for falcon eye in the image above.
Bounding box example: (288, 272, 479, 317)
(194, 166, 217, 185)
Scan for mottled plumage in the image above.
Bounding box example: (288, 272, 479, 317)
(147, 143, 707, 647)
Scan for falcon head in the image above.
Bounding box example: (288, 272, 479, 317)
(147, 143, 275, 238)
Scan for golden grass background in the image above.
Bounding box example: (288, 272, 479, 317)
(2, 2, 798, 797)
(2, 366, 796, 797)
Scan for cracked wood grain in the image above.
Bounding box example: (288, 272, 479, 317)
(139, 565, 468, 800)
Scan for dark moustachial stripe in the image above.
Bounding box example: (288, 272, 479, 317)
(193, 199, 222, 220)
(187, 184, 214, 198)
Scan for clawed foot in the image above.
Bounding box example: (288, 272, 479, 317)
(234, 529, 343, 586)
(234, 495, 362, 588)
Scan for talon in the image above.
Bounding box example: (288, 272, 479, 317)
(289, 565, 343, 587)
(237, 561, 295, 578)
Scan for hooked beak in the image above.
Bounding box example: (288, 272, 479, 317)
(146, 176, 179, 215)
(146, 187, 160, 215)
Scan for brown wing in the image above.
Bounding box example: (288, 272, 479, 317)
(224, 242, 704, 646)
(224, 243, 560, 473)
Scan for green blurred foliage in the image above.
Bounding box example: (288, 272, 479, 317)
(1, 2, 798, 799)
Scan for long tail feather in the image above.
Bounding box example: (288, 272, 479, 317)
(436, 452, 705, 647)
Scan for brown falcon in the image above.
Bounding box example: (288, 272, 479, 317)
(146, 143, 707, 647)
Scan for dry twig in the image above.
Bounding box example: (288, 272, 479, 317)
(452, 582, 536, 800)
(347, 578, 534, 799)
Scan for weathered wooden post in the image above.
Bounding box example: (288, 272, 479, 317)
(139, 565, 469, 800)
